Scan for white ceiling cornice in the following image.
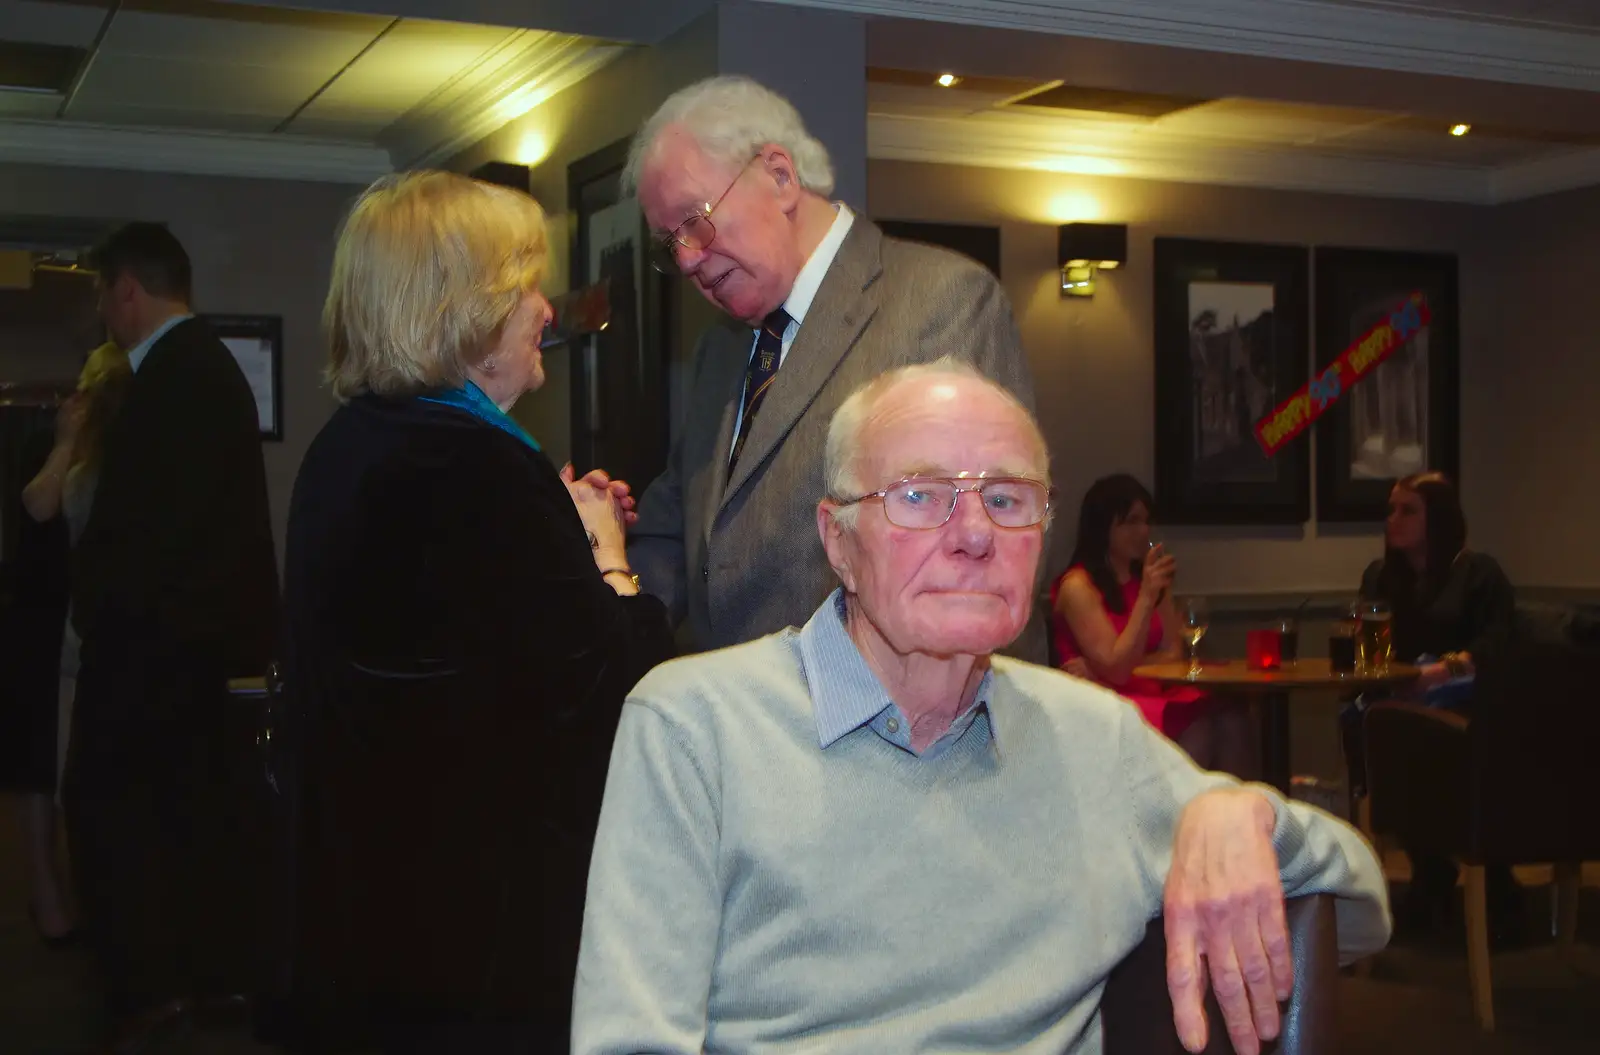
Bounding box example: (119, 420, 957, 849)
(869, 110, 1514, 203)
(0, 118, 393, 184)
(783, 0, 1600, 92)
(383, 32, 628, 169)
(870, 107, 1600, 203)
(1490, 146, 1600, 203)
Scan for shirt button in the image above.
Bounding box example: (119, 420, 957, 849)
(701, 563, 709, 581)
(886, 717, 900, 733)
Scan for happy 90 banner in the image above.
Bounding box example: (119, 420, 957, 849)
(1253, 291, 1431, 456)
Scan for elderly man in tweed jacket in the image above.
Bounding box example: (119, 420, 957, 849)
(624, 74, 1037, 655)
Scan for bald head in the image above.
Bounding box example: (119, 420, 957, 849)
(817, 360, 1050, 658)
(824, 360, 1048, 521)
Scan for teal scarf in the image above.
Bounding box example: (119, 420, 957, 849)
(418, 380, 540, 452)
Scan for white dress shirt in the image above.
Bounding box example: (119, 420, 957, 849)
(126, 313, 194, 373)
(729, 204, 856, 457)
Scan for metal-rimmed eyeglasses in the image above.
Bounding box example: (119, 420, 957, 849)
(648, 155, 762, 273)
(836, 476, 1053, 530)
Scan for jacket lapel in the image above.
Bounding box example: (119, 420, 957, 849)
(703, 322, 752, 542)
(719, 220, 883, 510)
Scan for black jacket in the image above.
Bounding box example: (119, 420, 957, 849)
(1360, 550, 1516, 662)
(278, 393, 672, 1041)
(71, 317, 279, 675)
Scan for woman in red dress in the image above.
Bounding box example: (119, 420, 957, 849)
(1050, 474, 1253, 774)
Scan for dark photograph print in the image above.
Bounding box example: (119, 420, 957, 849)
(1314, 247, 1459, 522)
(1154, 238, 1310, 525)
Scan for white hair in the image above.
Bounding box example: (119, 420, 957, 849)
(823, 357, 1049, 530)
(622, 75, 835, 198)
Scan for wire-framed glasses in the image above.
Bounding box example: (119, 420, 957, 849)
(837, 476, 1053, 530)
(648, 155, 761, 273)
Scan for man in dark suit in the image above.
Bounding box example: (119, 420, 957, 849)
(65, 222, 279, 1032)
(625, 75, 1039, 656)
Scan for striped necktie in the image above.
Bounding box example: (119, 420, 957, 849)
(729, 307, 792, 474)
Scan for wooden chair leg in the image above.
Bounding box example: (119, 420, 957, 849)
(1554, 861, 1581, 948)
(1464, 865, 1496, 1031)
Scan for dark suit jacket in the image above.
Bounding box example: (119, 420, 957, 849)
(72, 317, 278, 676)
(628, 217, 1037, 654)
(277, 395, 673, 1038)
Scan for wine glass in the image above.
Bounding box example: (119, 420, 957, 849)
(1359, 599, 1393, 673)
(1180, 596, 1210, 678)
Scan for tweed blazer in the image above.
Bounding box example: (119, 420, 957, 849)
(628, 218, 1038, 655)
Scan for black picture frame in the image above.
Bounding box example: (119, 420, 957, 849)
(876, 220, 1002, 278)
(567, 139, 673, 486)
(201, 313, 283, 441)
(1153, 238, 1311, 524)
(1312, 247, 1459, 522)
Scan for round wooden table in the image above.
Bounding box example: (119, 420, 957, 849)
(1131, 658, 1420, 791)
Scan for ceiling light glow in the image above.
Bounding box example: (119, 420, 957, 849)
(1450, 123, 1471, 136)
(936, 73, 959, 88)
(1031, 155, 1124, 177)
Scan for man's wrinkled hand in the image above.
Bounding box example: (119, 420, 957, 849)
(1163, 788, 1291, 1055)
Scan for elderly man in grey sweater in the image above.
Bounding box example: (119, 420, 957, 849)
(574, 362, 1390, 1055)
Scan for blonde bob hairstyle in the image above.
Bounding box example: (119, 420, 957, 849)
(324, 170, 548, 400)
(73, 341, 132, 471)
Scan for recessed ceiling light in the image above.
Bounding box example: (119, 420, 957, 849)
(936, 73, 959, 88)
(1450, 123, 1471, 136)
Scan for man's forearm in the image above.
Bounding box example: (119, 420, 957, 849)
(1269, 796, 1392, 962)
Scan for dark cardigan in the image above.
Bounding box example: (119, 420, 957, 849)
(277, 393, 672, 1047)
(1360, 550, 1516, 663)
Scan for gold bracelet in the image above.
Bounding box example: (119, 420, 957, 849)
(600, 567, 640, 590)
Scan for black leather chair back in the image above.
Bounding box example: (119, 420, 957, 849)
(1101, 895, 1339, 1055)
(1468, 637, 1600, 862)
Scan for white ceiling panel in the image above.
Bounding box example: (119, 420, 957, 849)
(298, 20, 516, 119)
(1152, 100, 1402, 144)
(98, 7, 386, 70)
(1311, 124, 1550, 166)
(0, 0, 110, 48)
(0, 91, 61, 118)
(70, 51, 332, 115)
(867, 81, 1053, 119)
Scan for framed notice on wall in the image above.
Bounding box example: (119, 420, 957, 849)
(202, 314, 283, 441)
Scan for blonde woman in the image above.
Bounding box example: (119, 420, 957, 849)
(278, 171, 672, 1052)
(15, 341, 131, 944)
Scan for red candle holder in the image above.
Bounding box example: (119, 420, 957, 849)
(1246, 629, 1283, 671)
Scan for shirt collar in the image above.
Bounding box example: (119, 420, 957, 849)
(777, 203, 855, 328)
(797, 587, 999, 751)
(126, 313, 193, 373)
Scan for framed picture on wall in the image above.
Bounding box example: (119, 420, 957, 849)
(1312, 247, 1459, 522)
(202, 314, 283, 441)
(567, 138, 674, 488)
(1152, 238, 1311, 524)
(876, 220, 1001, 278)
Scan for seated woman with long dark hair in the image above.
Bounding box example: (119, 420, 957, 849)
(1350, 470, 1518, 932)
(1050, 474, 1253, 775)
(1361, 470, 1514, 693)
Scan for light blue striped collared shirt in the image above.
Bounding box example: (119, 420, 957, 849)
(126, 313, 193, 373)
(798, 587, 998, 760)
